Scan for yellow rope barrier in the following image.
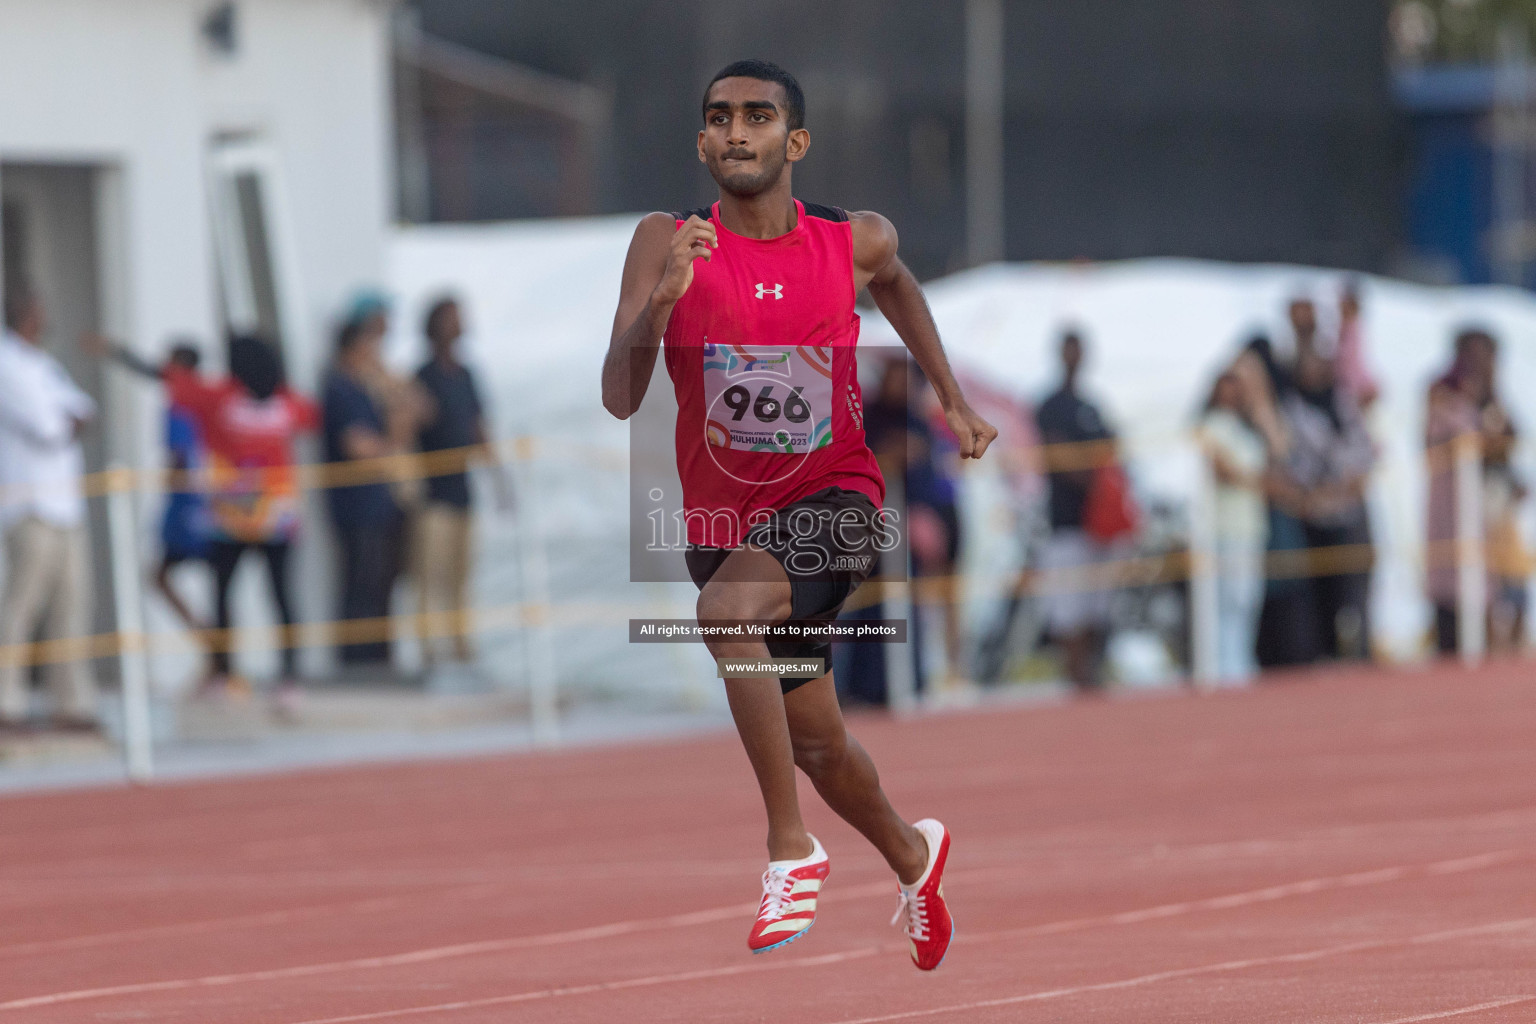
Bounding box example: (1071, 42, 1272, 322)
(0, 538, 1490, 673)
(18, 419, 1497, 500)
(0, 426, 1519, 673)
(27, 436, 626, 503)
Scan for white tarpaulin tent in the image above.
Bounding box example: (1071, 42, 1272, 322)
(859, 261, 1536, 661)
(386, 216, 720, 706)
(387, 216, 1536, 696)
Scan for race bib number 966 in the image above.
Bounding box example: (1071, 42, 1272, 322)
(703, 344, 834, 454)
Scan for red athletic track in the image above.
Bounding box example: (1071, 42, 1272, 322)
(2, 662, 1535, 1024)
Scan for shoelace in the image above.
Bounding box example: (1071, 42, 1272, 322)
(758, 866, 796, 921)
(891, 888, 929, 940)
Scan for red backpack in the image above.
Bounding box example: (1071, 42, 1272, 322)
(1084, 463, 1139, 543)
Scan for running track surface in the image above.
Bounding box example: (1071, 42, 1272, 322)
(2, 662, 1535, 1023)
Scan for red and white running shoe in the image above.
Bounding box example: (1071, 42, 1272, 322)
(891, 818, 952, 970)
(748, 834, 830, 954)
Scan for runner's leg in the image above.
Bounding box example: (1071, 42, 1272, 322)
(47, 525, 98, 721)
(449, 507, 474, 661)
(154, 559, 202, 632)
(697, 545, 811, 863)
(783, 674, 928, 884)
(0, 520, 61, 721)
(262, 540, 299, 679)
(208, 540, 244, 678)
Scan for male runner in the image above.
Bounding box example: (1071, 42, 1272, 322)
(601, 59, 997, 969)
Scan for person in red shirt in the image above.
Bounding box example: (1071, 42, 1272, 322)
(601, 60, 996, 969)
(166, 334, 317, 704)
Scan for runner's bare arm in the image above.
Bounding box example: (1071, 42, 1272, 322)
(602, 212, 718, 419)
(852, 211, 998, 459)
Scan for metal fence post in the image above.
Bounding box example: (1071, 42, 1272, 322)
(105, 465, 154, 782)
(1188, 445, 1220, 689)
(511, 439, 560, 746)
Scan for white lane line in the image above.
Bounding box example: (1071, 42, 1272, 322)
(820, 919, 1536, 1024)
(948, 851, 1516, 947)
(0, 889, 845, 1011)
(284, 916, 1536, 1024)
(1424, 851, 1519, 875)
(1366, 995, 1536, 1023)
(0, 863, 759, 897)
(6, 799, 1528, 919)
(281, 948, 883, 1024)
(0, 898, 403, 959)
(12, 802, 1531, 900)
(0, 886, 506, 959)
(0, 847, 1510, 959)
(0, 849, 1518, 1013)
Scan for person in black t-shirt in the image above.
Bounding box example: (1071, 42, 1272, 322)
(412, 297, 490, 667)
(1034, 329, 1117, 690)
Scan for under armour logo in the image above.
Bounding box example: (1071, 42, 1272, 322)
(755, 282, 783, 299)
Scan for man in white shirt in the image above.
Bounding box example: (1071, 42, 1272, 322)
(0, 286, 100, 731)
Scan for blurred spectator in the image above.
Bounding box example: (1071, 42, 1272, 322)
(1229, 343, 1292, 460)
(1425, 328, 1527, 655)
(1035, 328, 1118, 691)
(862, 357, 908, 479)
(164, 334, 317, 704)
(412, 296, 489, 668)
(0, 286, 100, 732)
(1334, 279, 1380, 409)
(1480, 393, 1528, 654)
(906, 365, 965, 688)
(323, 296, 427, 669)
(1197, 364, 1270, 683)
(90, 336, 211, 638)
(832, 357, 906, 707)
(1286, 296, 1319, 357)
(1247, 335, 1312, 669)
(1258, 323, 1377, 666)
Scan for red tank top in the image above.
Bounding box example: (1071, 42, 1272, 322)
(664, 199, 885, 547)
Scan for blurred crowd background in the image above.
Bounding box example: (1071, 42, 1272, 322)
(2, 0, 1535, 767)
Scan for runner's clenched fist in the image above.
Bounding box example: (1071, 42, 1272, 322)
(653, 215, 718, 305)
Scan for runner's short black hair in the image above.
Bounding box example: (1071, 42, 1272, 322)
(704, 59, 805, 131)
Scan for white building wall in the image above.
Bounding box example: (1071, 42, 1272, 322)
(0, 0, 215, 362)
(197, 0, 395, 388)
(0, 0, 392, 388)
(0, 0, 395, 683)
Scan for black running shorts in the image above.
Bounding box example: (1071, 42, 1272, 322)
(685, 486, 885, 694)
